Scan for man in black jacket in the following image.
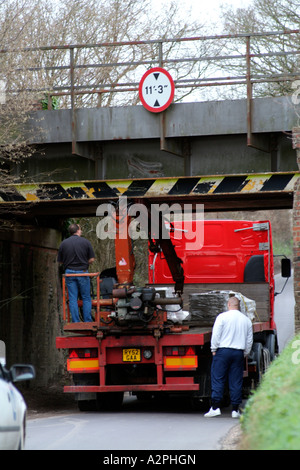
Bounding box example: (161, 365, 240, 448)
(58, 223, 95, 322)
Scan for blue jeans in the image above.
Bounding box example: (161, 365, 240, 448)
(65, 269, 92, 322)
(211, 348, 244, 408)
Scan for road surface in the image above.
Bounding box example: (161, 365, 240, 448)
(25, 274, 295, 451)
(25, 394, 239, 451)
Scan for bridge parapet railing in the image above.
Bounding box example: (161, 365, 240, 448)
(0, 30, 299, 152)
(0, 30, 299, 109)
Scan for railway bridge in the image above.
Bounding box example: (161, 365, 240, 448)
(0, 30, 300, 385)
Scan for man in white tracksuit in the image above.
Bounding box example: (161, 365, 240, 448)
(204, 296, 253, 419)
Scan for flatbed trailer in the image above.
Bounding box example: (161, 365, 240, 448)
(56, 218, 290, 410)
(56, 320, 270, 391)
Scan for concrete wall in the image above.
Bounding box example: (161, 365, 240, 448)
(293, 128, 300, 333)
(0, 226, 64, 386)
(20, 96, 299, 183)
(29, 97, 300, 144)
(17, 131, 297, 183)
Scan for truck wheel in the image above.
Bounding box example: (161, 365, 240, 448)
(265, 333, 276, 361)
(189, 396, 210, 411)
(96, 392, 124, 411)
(135, 392, 153, 401)
(78, 400, 98, 411)
(252, 342, 264, 386)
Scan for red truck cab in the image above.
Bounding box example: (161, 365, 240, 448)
(149, 219, 275, 329)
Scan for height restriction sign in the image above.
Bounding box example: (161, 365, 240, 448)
(139, 67, 175, 113)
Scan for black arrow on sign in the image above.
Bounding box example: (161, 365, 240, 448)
(153, 73, 160, 80)
(154, 100, 160, 107)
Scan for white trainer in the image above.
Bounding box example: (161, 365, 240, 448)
(204, 407, 221, 417)
(232, 410, 241, 419)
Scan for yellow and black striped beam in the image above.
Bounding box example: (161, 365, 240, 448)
(1, 172, 299, 202)
(0, 172, 299, 216)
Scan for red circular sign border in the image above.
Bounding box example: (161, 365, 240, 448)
(139, 67, 175, 113)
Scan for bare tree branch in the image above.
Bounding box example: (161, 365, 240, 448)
(219, 0, 300, 98)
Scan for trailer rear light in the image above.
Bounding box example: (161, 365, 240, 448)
(163, 356, 198, 370)
(69, 349, 78, 358)
(69, 348, 97, 359)
(163, 346, 197, 370)
(67, 349, 99, 372)
(185, 346, 196, 356)
(164, 346, 195, 356)
(67, 358, 99, 372)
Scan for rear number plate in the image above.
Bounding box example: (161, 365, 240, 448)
(123, 348, 141, 362)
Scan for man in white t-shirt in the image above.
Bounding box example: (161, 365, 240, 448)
(204, 296, 253, 419)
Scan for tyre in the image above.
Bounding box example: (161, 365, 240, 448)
(252, 342, 264, 387)
(78, 399, 98, 411)
(265, 333, 276, 361)
(96, 392, 124, 411)
(189, 395, 210, 411)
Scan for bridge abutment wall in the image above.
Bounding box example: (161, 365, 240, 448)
(0, 226, 65, 386)
(293, 128, 300, 332)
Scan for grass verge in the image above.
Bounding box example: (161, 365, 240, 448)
(241, 333, 300, 450)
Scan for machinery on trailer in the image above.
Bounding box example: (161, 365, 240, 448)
(56, 204, 290, 411)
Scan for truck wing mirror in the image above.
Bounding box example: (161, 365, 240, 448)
(281, 258, 291, 278)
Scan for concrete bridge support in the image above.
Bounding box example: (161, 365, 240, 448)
(0, 226, 64, 386)
(293, 128, 300, 333)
